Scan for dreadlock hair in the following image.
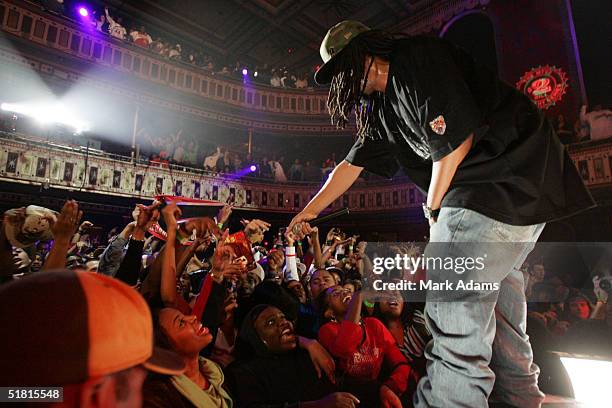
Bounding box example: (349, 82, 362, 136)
(327, 29, 397, 140)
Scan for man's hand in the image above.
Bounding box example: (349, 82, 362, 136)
(161, 201, 181, 231)
(284, 229, 297, 246)
(325, 227, 338, 243)
(133, 202, 161, 240)
(78, 220, 94, 233)
(216, 204, 233, 226)
(243, 219, 270, 244)
(333, 237, 352, 249)
(428, 217, 437, 228)
(211, 238, 242, 283)
(49, 200, 83, 244)
(310, 226, 319, 238)
(288, 211, 317, 238)
(379, 385, 402, 408)
(42, 200, 82, 271)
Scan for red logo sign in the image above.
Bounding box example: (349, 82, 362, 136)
(516, 65, 569, 110)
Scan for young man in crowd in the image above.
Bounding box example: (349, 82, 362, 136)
(0, 269, 185, 407)
(289, 21, 595, 408)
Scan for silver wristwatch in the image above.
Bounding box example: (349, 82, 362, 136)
(422, 204, 441, 220)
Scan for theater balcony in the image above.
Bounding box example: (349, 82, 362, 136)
(0, 0, 352, 136)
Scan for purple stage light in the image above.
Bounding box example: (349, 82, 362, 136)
(250, 165, 257, 172)
(78, 7, 89, 17)
(242, 68, 248, 76)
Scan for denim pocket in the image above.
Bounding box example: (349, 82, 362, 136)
(492, 221, 539, 243)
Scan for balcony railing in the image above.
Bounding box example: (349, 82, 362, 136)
(1, 132, 610, 214)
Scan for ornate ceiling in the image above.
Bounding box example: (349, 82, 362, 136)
(101, 0, 436, 72)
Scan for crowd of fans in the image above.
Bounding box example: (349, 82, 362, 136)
(39, 1, 315, 89)
(1, 199, 426, 407)
(1, 196, 610, 405)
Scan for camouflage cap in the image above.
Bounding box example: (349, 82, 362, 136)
(314, 20, 371, 85)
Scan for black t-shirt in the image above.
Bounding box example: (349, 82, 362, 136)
(345, 36, 595, 225)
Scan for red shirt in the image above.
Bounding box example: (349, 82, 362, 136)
(319, 317, 410, 395)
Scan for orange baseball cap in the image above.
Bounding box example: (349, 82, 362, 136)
(0, 270, 185, 386)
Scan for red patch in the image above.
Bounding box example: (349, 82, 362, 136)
(429, 115, 446, 135)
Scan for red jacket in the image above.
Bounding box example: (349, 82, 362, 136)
(319, 318, 410, 396)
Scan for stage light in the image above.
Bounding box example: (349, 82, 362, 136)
(559, 353, 612, 407)
(1, 101, 90, 133)
(78, 7, 89, 17)
(254, 71, 258, 77)
(250, 165, 257, 172)
(242, 68, 248, 76)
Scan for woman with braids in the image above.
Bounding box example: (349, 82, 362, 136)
(289, 21, 594, 408)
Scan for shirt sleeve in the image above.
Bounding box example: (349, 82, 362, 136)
(344, 136, 399, 178)
(97, 236, 127, 277)
(411, 39, 485, 161)
(114, 238, 144, 286)
(284, 246, 299, 282)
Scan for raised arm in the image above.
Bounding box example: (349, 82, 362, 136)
(43, 200, 82, 271)
(115, 202, 160, 285)
(288, 160, 362, 232)
(160, 202, 181, 306)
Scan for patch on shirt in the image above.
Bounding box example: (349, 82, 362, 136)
(429, 115, 447, 135)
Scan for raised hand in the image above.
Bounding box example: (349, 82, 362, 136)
(42, 200, 82, 271)
(49, 200, 82, 243)
(244, 219, 271, 244)
(132, 201, 161, 240)
(288, 211, 317, 239)
(135, 202, 161, 230)
(325, 227, 338, 242)
(78, 220, 94, 232)
(216, 204, 233, 226)
(284, 229, 297, 246)
(211, 237, 242, 283)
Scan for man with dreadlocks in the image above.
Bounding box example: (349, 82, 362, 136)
(288, 21, 595, 408)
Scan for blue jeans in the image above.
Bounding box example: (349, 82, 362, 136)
(414, 207, 546, 408)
